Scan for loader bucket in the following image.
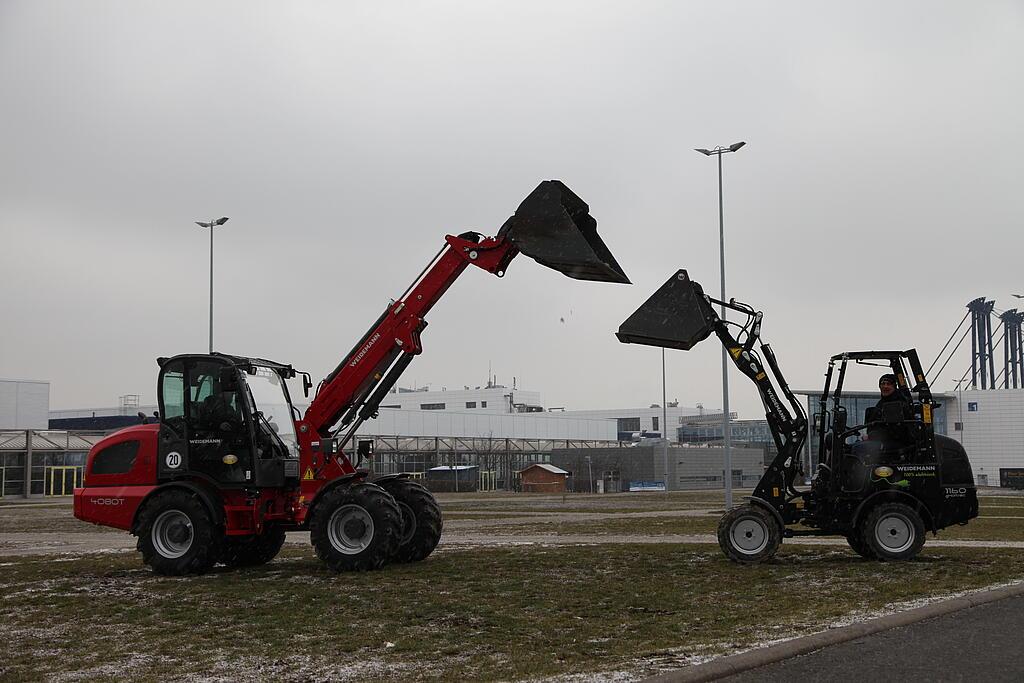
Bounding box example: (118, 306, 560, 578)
(497, 180, 630, 284)
(616, 270, 716, 350)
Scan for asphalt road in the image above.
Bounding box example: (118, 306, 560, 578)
(721, 593, 1024, 682)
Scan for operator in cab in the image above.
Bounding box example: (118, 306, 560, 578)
(865, 373, 913, 451)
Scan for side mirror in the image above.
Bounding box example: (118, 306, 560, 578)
(302, 373, 313, 398)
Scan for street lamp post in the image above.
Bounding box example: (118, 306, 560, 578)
(586, 455, 594, 494)
(195, 216, 230, 353)
(695, 141, 746, 509)
(662, 349, 669, 492)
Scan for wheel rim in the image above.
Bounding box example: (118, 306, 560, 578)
(874, 512, 914, 553)
(152, 510, 193, 559)
(730, 515, 769, 555)
(397, 501, 417, 545)
(328, 504, 375, 555)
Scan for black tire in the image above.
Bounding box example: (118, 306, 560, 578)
(220, 525, 287, 568)
(846, 532, 876, 559)
(136, 489, 221, 576)
(861, 502, 926, 561)
(718, 504, 782, 564)
(378, 479, 443, 563)
(310, 483, 402, 572)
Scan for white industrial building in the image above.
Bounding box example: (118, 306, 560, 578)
(944, 388, 1024, 487)
(46, 380, 1024, 488)
(354, 407, 616, 440)
(0, 379, 50, 429)
(47, 381, 720, 443)
(556, 406, 723, 441)
(376, 384, 542, 414)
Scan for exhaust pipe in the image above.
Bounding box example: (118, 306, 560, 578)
(498, 180, 630, 284)
(616, 270, 716, 350)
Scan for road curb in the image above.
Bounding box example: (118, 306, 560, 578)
(642, 580, 1024, 682)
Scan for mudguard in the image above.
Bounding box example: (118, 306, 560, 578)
(743, 495, 786, 534)
(130, 480, 225, 535)
(853, 490, 936, 533)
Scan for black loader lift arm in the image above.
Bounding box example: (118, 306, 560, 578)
(617, 269, 807, 524)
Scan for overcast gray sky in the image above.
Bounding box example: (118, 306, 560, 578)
(1, 1, 1022, 418)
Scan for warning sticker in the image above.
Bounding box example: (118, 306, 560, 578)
(302, 467, 315, 481)
(729, 347, 742, 360)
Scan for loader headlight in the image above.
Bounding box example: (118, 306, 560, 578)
(873, 466, 894, 478)
(222, 454, 239, 465)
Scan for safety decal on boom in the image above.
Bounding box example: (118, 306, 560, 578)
(729, 347, 742, 360)
(303, 467, 315, 481)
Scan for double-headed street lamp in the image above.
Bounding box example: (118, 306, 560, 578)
(195, 216, 230, 353)
(695, 141, 746, 509)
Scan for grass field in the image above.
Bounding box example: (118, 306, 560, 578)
(1, 492, 1022, 681)
(2, 544, 1023, 682)
(469, 514, 721, 537)
(466, 512, 1024, 542)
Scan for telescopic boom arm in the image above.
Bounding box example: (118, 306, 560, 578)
(302, 231, 518, 441)
(301, 180, 630, 470)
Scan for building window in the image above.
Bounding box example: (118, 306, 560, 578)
(954, 422, 963, 431)
(652, 417, 659, 431)
(465, 402, 476, 409)
(481, 401, 487, 408)
(617, 417, 641, 433)
(380, 405, 401, 409)
(420, 403, 445, 410)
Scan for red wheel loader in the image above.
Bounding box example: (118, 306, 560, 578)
(618, 270, 977, 563)
(73, 181, 629, 575)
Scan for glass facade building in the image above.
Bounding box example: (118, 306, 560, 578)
(0, 431, 102, 498)
(677, 419, 774, 445)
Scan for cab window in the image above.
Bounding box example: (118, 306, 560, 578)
(161, 370, 185, 420)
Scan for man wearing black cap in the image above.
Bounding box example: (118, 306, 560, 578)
(866, 374, 912, 449)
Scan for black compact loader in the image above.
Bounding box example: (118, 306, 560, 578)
(617, 270, 978, 562)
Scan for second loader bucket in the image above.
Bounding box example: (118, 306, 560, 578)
(616, 270, 717, 350)
(498, 180, 630, 284)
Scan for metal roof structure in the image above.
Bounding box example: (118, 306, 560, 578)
(520, 463, 569, 475)
(0, 430, 105, 451)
